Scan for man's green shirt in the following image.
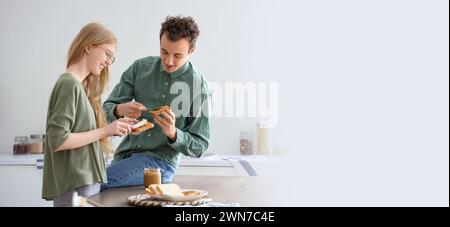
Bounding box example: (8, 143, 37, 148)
(103, 56, 211, 167)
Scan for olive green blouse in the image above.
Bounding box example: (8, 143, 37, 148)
(42, 73, 106, 200)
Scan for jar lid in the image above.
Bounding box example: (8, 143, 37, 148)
(14, 136, 28, 142)
(240, 131, 254, 138)
(30, 134, 45, 139)
(257, 121, 272, 128)
(144, 168, 160, 173)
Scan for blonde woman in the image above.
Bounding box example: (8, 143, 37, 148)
(42, 22, 137, 207)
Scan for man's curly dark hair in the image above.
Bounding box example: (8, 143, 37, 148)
(160, 15, 200, 50)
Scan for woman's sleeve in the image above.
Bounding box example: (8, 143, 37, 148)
(46, 81, 79, 151)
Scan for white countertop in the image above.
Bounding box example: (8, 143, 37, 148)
(0, 152, 285, 176)
(0, 153, 44, 165)
(0, 152, 232, 166)
(0, 152, 278, 165)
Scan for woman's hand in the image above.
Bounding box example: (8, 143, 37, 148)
(104, 117, 139, 137)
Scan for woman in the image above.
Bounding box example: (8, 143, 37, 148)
(42, 22, 137, 206)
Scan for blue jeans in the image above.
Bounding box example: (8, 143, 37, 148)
(100, 153, 176, 191)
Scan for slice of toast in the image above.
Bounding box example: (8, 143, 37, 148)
(130, 119, 154, 135)
(145, 184, 162, 195)
(156, 183, 184, 196)
(183, 191, 201, 196)
(148, 105, 170, 116)
(144, 183, 184, 197)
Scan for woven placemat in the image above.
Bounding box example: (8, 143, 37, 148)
(127, 194, 213, 207)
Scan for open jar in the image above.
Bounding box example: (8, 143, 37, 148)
(240, 131, 255, 155)
(28, 134, 45, 154)
(143, 168, 161, 188)
(13, 136, 29, 155)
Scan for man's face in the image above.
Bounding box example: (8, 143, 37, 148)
(160, 32, 194, 73)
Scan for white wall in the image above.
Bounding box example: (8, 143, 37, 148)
(0, 0, 448, 206)
(0, 0, 275, 154)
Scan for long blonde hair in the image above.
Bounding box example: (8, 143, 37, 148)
(66, 22, 117, 156)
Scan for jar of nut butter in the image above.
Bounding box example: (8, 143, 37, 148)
(28, 134, 45, 154)
(143, 168, 161, 188)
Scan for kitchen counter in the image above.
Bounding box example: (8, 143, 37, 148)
(0, 153, 231, 166)
(0, 153, 288, 206)
(0, 153, 282, 176)
(90, 175, 299, 207)
(0, 153, 44, 165)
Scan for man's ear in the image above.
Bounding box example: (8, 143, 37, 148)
(188, 46, 197, 55)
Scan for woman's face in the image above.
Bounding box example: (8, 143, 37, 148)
(87, 43, 116, 76)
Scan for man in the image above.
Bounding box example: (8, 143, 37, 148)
(101, 16, 210, 191)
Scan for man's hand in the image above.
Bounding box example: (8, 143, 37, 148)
(152, 109, 177, 142)
(115, 101, 147, 119)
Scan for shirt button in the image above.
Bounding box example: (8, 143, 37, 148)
(147, 133, 152, 137)
(137, 145, 141, 148)
(165, 82, 169, 86)
(161, 94, 166, 98)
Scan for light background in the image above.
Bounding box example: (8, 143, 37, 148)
(0, 0, 448, 206)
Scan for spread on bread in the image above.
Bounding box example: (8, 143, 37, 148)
(182, 190, 201, 196)
(130, 119, 154, 135)
(148, 105, 171, 116)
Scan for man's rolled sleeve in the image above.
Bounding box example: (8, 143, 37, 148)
(168, 93, 211, 157)
(103, 63, 136, 122)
